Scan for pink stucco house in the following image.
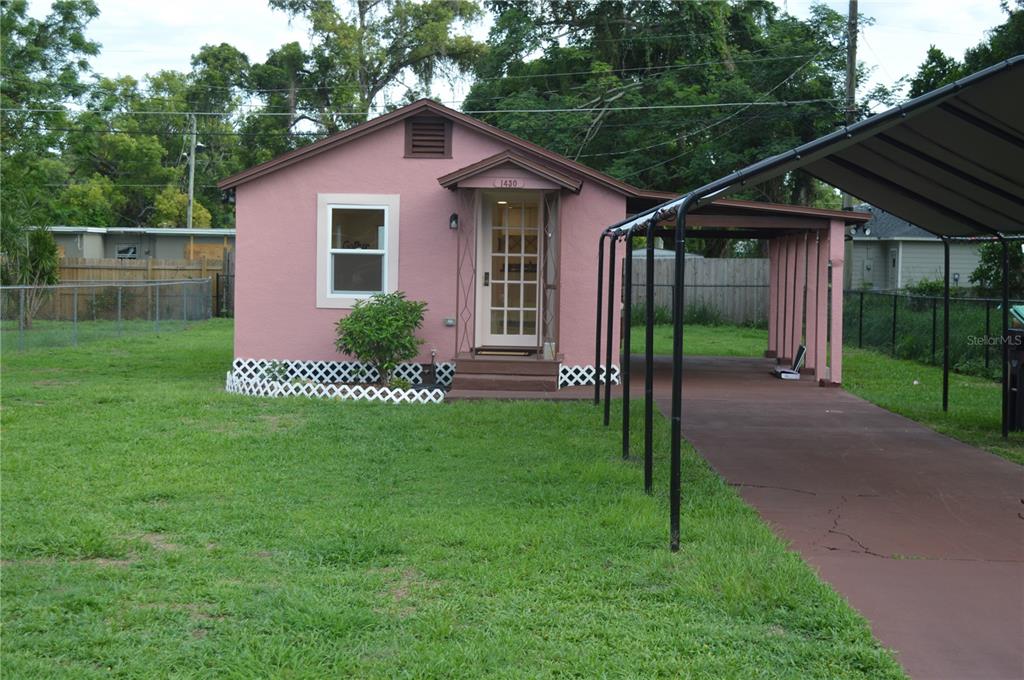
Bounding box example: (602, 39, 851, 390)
(218, 99, 676, 391)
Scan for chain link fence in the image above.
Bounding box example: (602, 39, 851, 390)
(1, 279, 212, 351)
(844, 289, 1023, 380)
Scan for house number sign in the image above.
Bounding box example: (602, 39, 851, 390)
(492, 177, 525, 188)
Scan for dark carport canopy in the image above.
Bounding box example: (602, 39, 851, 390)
(600, 56, 1024, 552)
(610, 55, 1024, 238)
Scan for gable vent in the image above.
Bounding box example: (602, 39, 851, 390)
(406, 117, 451, 158)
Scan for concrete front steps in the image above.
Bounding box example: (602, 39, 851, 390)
(447, 352, 560, 396)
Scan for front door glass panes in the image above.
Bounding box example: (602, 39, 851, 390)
(489, 200, 539, 338)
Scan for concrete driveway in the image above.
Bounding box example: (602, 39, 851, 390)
(639, 355, 1024, 680)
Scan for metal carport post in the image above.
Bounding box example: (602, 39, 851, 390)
(594, 233, 607, 406)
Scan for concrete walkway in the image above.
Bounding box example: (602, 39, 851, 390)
(640, 356, 1024, 680)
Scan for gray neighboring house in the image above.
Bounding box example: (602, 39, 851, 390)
(844, 205, 982, 290)
(49, 226, 235, 260)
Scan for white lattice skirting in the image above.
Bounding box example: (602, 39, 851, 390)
(225, 372, 446, 404)
(230, 358, 455, 386)
(226, 358, 617, 397)
(226, 358, 453, 405)
(558, 364, 620, 388)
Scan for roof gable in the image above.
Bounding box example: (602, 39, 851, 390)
(217, 99, 662, 199)
(438, 150, 584, 193)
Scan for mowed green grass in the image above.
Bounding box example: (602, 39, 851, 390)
(843, 348, 1023, 465)
(630, 323, 769, 357)
(1, 320, 902, 678)
(633, 323, 1022, 464)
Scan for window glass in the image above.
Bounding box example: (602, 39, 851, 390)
(332, 253, 384, 293)
(332, 208, 384, 250)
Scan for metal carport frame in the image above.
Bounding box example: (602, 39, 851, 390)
(597, 55, 1024, 551)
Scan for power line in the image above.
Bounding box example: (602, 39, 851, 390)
(28, 108, 832, 140)
(616, 49, 831, 179)
(0, 97, 843, 119)
(1, 50, 832, 105)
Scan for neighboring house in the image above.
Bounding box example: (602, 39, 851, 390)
(844, 205, 981, 290)
(218, 99, 852, 391)
(49, 226, 235, 261)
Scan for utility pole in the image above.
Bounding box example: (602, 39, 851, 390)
(843, 0, 858, 210)
(186, 113, 197, 228)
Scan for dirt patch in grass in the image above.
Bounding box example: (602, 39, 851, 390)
(1, 555, 138, 568)
(31, 379, 79, 388)
(138, 533, 180, 551)
(372, 567, 440, 618)
(258, 413, 305, 433)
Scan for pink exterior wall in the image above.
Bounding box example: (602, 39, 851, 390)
(764, 227, 844, 385)
(233, 120, 625, 366)
(556, 184, 626, 365)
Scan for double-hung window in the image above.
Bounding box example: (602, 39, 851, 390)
(316, 193, 400, 309)
(329, 205, 387, 295)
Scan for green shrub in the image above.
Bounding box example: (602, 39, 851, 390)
(389, 377, 412, 391)
(904, 278, 945, 297)
(684, 301, 723, 326)
(334, 292, 427, 386)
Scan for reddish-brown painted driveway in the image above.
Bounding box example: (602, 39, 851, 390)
(638, 356, 1024, 680)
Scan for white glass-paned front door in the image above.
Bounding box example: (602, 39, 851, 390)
(479, 196, 541, 347)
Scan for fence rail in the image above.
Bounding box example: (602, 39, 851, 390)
(1, 279, 212, 351)
(844, 289, 1023, 380)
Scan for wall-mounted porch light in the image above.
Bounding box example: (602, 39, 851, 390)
(449, 212, 459, 230)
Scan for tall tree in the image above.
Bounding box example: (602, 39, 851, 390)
(267, 0, 484, 127)
(466, 1, 854, 253)
(1, 0, 99, 237)
(908, 0, 1023, 95)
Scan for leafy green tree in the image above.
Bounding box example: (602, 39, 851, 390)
(334, 292, 427, 386)
(962, 0, 1024, 72)
(267, 0, 484, 126)
(152, 186, 212, 227)
(970, 242, 1024, 298)
(908, 46, 962, 97)
(466, 1, 854, 255)
(907, 1, 1022, 95)
(1, 0, 99, 238)
(58, 173, 126, 225)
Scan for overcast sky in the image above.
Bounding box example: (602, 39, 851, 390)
(28, 0, 1009, 109)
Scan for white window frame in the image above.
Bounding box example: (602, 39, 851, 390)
(316, 193, 400, 309)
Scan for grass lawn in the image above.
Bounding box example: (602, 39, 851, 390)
(1, 320, 902, 678)
(632, 323, 1022, 464)
(629, 323, 769, 357)
(1, 318, 194, 351)
(843, 348, 1024, 465)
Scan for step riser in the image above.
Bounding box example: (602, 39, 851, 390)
(451, 374, 557, 392)
(456, 361, 559, 376)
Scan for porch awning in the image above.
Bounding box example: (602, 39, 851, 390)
(438, 150, 583, 193)
(610, 55, 1024, 239)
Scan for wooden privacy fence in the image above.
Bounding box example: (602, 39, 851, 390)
(59, 257, 225, 310)
(629, 257, 769, 325)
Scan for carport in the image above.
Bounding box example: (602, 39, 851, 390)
(596, 55, 1024, 551)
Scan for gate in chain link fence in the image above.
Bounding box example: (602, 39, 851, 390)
(1, 279, 212, 351)
(844, 289, 1023, 380)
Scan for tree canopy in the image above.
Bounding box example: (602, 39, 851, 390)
(2, 0, 1019, 256)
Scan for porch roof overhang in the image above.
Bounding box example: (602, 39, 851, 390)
(608, 55, 1024, 240)
(438, 150, 584, 193)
